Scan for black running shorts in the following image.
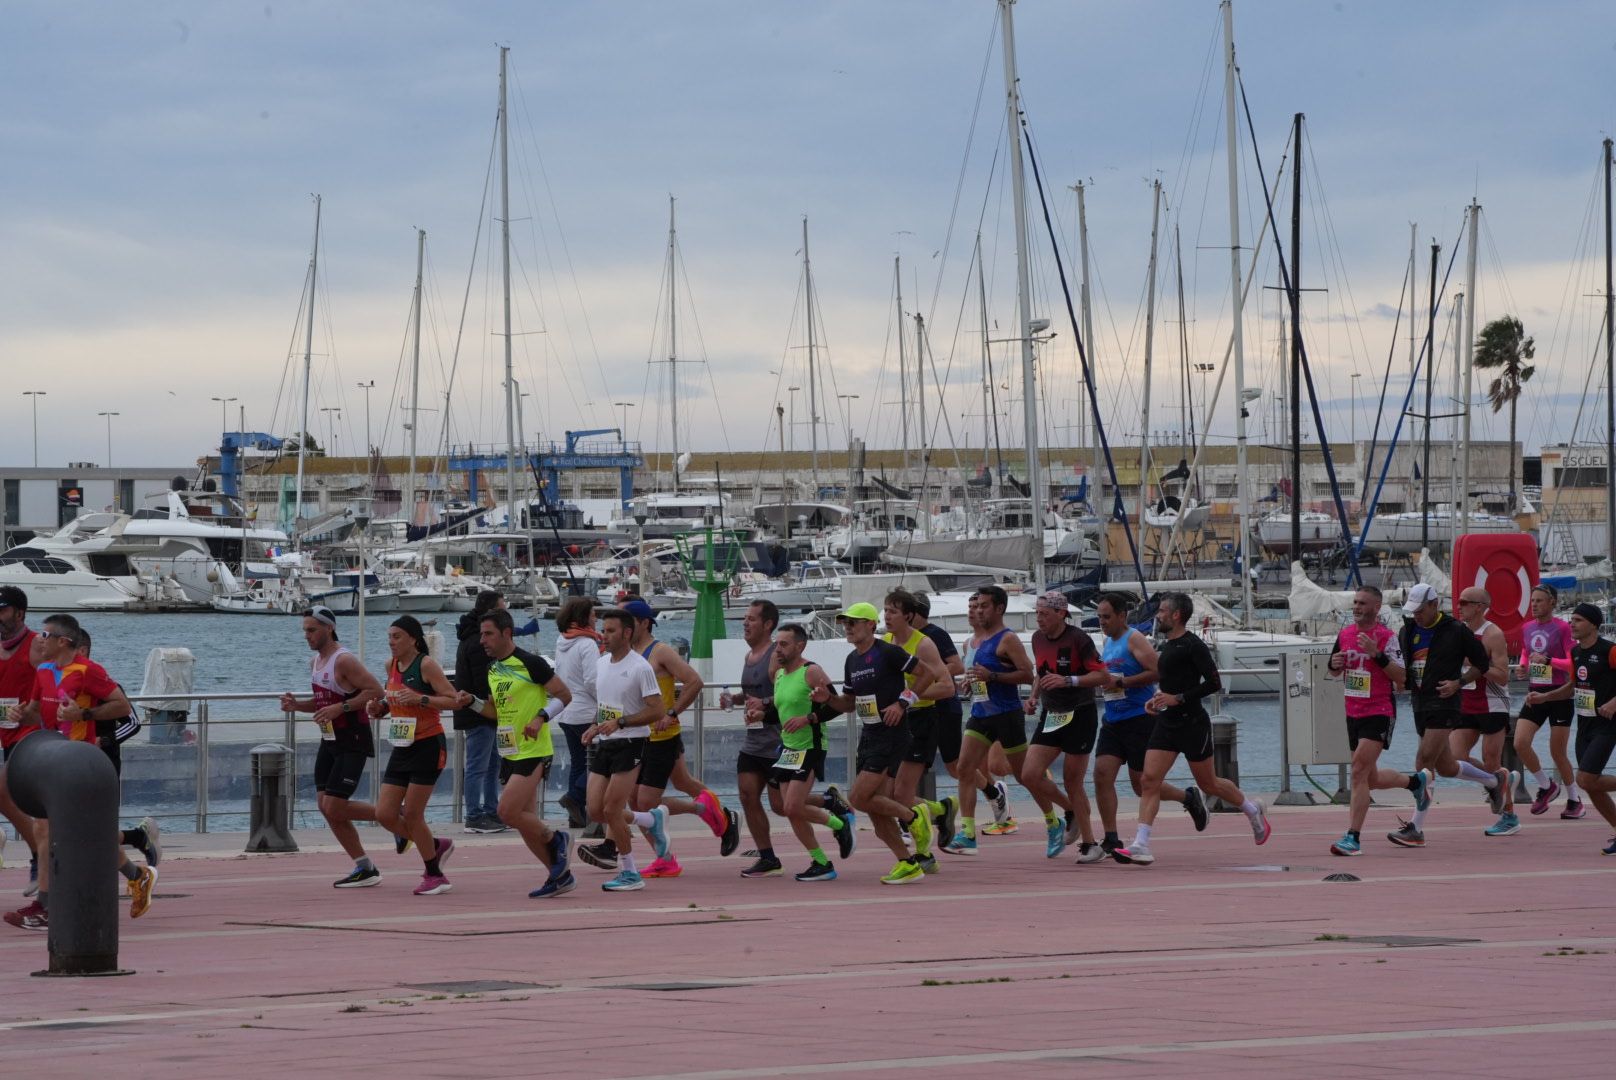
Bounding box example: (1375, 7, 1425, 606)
(965, 709, 1028, 753)
(1454, 711, 1508, 736)
(314, 743, 369, 799)
(1520, 699, 1574, 729)
(1030, 701, 1098, 756)
(1146, 713, 1214, 763)
(382, 733, 447, 788)
(587, 737, 646, 778)
(1095, 713, 1153, 772)
(1347, 714, 1394, 751)
(637, 734, 684, 790)
(1576, 720, 1616, 776)
(902, 705, 941, 766)
(855, 722, 911, 778)
(934, 701, 963, 764)
(499, 753, 551, 783)
(769, 747, 826, 786)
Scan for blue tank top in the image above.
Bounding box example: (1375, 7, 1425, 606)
(966, 628, 1021, 717)
(1101, 631, 1153, 722)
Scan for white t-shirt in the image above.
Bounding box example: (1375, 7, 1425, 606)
(594, 649, 661, 741)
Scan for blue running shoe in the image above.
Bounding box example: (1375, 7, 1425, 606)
(941, 831, 977, 856)
(1044, 820, 1066, 859)
(646, 806, 671, 860)
(1330, 832, 1362, 856)
(549, 830, 572, 875)
(1603, 836, 1616, 857)
(1410, 769, 1432, 813)
(530, 870, 577, 898)
(1484, 813, 1520, 837)
(602, 868, 645, 892)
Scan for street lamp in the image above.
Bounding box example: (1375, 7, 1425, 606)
(1193, 363, 1216, 433)
(97, 412, 120, 468)
(837, 394, 860, 446)
(210, 396, 238, 445)
(319, 407, 341, 456)
(613, 400, 635, 442)
(22, 391, 45, 467)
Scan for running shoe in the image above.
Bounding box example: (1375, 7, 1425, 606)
(24, 857, 38, 898)
(720, 808, 741, 857)
(1486, 770, 1509, 815)
(136, 816, 162, 867)
(942, 831, 977, 856)
(602, 868, 645, 892)
(981, 819, 1018, 836)
(1529, 780, 1562, 816)
(740, 855, 784, 878)
(1074, 842, 1105, 864)
(642, 855, 683, 878)
(1183, 786, 1210, 832)
(1410, 769, 1432, 813)
(880, 858, 924, 885)
(646, 806, 671, 859)
(1603, 836, 1616, 857)
(1101, 836, 1122, 856)
(3, 901, 45, 931)
(333, 865, 383, 888)
(413, 873, 452, 896)
(935, 795, 959, 850)
(914, 853, 939, 875)
(1563, 798, 1587, 820)
(395, 832, 412, 856)
(989, 780, 1011, 824)
(1330, 832, 1362, 856)
(1386, 820, 1425, 848)
(694, 789, 726, 837)
(906, 804, 934, 856)
(463, 814, 505, 834)
(1485, 812, 1521, 837)
(548, 831, 571, 876)
(1111, 842, 1154, 865)
(795, 861, 837, 882)
(1044, 820, 1066, 859)
(434, 837, 456, 867)
(833, 810, 857, 860)
(1063, 815, 1082, 847)
(1249, 801, 1272, 846)
(558, 793, 588, 829)
(129, 865, 157, 918)
(577, 842, 620, 872)
(529, 870, 576, 899)
(823, 785, 853, 823)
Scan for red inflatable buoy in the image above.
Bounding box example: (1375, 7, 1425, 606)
(1451, 533, 1539, 656)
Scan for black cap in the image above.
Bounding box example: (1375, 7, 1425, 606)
(0, 585, 27, 612)
(1572, 602, 1604, 627)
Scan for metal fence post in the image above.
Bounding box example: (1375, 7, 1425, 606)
(195, 699, 210, 833)
(284, 705, 298, 829)
(692, 696, 706, 786)
(452, 729, 466, 825)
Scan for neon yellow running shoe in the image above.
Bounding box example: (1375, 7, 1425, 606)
(981, 819, 1018, 836)
(906, 804, 934, 856)
(881, 858, 924, 885)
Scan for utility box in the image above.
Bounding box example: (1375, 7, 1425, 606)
(1282, 646, 1351, 766)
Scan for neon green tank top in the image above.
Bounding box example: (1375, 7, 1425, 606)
(882, 629, 933, 707)
(773, 664, 819, 751)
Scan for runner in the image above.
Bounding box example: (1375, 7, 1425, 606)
(813, 601, 951, 884)
(1452, 587, 1520, 837)
(942, 586, 1067, 855)
(908, 593, 989, 844)
(581, 607, 672, 892)
(883, 590, 958, 874)
(1022, 591, 1106, 861)
(278, 605, 387, 887)
(1091, 593, 1207, 859)
(0, 586, 41, 895)
(1325, 586, 1426, 856)
(766, 623, 856, 881)
(1513, 585, 1582, 818)
(724, 599, 787, 878)
(368, 616, 467, 896)
(474, 608, 578, 898)
(76, 630, 161, 870)
(452, 590, 511, 834)
(1522, 603, 1616, 853)
(1113, 593, 1271, 865)
(1386, 583, 1502, 848)
(553, 597, 602, 833)
(3, 614, 156, 931)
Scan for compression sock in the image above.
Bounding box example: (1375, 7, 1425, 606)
(809, 847, 830, 865)
(119, 862, 141, 882)
(960, 816, 977, 839)
(826, 813, 844, 831)
(1455, 761, 1495, 785)
(620, 853, 638, 874)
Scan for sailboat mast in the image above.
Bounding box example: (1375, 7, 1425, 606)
(1221, 0, 1252, 623)
(1289, 112, 1303, 562)
(999, 0, 1045, 589)
(1137, 180, 1162, 552)
(499, 48, 518, 540)
(1605, 138, 1615, 562)
(976, 233, 994, 475)
(407, 227, 424, 527)
(295, 194, 321, 554)
(1077, 182, 1105, 564)
(668, 195, 681, 493)
(1422, 241, 1438, 551)
(895, 256, 909, 477)
(1461, 201, 1480, 534)
(803, 217, 820, 496)
(915, 311, 926, 478)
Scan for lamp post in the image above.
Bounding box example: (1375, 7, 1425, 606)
(319, 407, 340, 456)
(97, 411, 120, 468)
(22, 391, 45, 467)
(1193, 362, 1216, 434)
(613, 400, 635, 442)
(837, 393, 860, 446)
(210, 396, 238, 445)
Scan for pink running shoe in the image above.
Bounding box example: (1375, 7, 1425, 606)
(435, 837, 456, 866)
(414, 873, 452, 896)
(693, 790, 725, 837)
(1529, 780, 1561, 815)
(642, 855, 683, 878)
(1562, 798, 1587, 820)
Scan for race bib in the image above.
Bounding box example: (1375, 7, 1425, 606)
(0, 697, 18, 730)
(1529, 661, 1553, 685)
(855, 695, 879, 722)
(775, 747, 807, 770)
(1344, 669, 1372, 699)
(969, 679, 989, 704)
(1410, 659, 1426, 685)
(1575, 687, 1597, 718)
(315, 716, 336, 741)
(387, 715, 416, 746)
(1042, 710, 1074, 732)
(597, 704, 623, 725)
(496, 722, 518, 757)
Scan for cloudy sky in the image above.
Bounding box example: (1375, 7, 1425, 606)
(3, 1, 1614, 473)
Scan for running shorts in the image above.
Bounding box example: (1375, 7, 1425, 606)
(382, 734, 448, 788)
(1030, 701, 1098, 756)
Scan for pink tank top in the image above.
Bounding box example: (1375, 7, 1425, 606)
(1336, 623, 1398, 719)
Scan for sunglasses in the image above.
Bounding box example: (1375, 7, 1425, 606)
(38, 630, 78, 643)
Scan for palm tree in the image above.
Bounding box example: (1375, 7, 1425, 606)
(1473, 314, 1535, 509)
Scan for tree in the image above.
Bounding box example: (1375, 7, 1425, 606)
(1473, 314, 1535, 509)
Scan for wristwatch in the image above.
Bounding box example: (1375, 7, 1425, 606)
(419, 694, 430, 707)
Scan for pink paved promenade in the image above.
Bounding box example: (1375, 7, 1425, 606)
(2, 795, 1613, 1079)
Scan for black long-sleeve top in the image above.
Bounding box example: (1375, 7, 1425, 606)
(1156, 631, 1221, 722)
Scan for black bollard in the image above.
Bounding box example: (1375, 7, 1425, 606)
(5, 732, 127, 976)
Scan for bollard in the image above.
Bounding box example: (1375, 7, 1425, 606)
(1209, 717, 1241, 812)
(5, 732, 128, 976)
(246, 744, 299, 853)
(1502, 717, 1532, 803)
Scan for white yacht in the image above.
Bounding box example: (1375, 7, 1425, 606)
(1361, 505, 1517, 557)
(610, 489, 739, 538)
(111, 488, 291, 605)
(1255, 508, 1345, 557)
(0, 515, 141, 612)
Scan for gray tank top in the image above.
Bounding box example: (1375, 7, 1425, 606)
(739, 642, 781, 758)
